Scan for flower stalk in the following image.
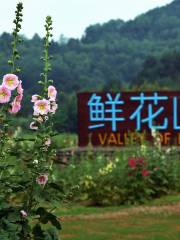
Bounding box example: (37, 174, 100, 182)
(8, 2, 23, 74)
(0, 3, 23, 161)
(40, 16, 53, 96)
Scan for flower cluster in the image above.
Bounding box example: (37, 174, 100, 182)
(128, 157, 150, 177)
(0, 73, 23, 113)
(99, 161, 116, 176)
(30, 85, 57, 129)
(151, 127, 161, 150)
(81, 175, 96, 189)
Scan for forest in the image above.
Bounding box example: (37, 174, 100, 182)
(0, 0, 180, 132)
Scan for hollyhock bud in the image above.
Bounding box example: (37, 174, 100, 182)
(31, 94, 39, 103)
(30, 121, 38, 130)
(20, 210, 28, 218)
(0, 85, 11, 103)
(36, 174, 48, 186)
(17, 80, 24, 95)
(48, 86, 57, 101)
(50, 102, 58, 114)
(3, 74, 19, 90)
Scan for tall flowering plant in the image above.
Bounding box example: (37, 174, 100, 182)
(23, 16, 61, 239)
(0, 2, 27, 239)
(0, 2, 23, 160)
(30, 16, 58, 176)
(0, 5, 62, 240)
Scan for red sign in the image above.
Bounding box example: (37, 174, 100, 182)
(78, 92, 180, 147)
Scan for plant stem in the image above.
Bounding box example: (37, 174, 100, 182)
(42, 16, 53, 96)
(8, 2, 23, 74)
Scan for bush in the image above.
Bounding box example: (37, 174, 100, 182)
(56, 145, 180, 206)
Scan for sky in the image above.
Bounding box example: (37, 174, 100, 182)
(0, 0, 173, 40)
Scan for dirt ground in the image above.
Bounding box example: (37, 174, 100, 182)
(61, 203, 180, 221)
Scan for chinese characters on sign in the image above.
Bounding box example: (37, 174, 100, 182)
(78, 92, 180, 147)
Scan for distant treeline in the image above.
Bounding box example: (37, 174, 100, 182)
(0, 0, 180, 132)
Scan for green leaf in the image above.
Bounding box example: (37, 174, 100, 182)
(48, 214, 61, 230)
(44, 227, 60, 240)
(36, 208, 61, 230)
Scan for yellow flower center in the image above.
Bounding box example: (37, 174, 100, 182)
(38, 104, 46, 110)
(7, 79, 14, 86)
(0, 91, 7, 97)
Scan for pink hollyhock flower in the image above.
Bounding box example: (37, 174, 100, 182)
(50, 102, 58, 114)
(0, 85, 11, 103)
(8, 94, 23, 114)
(31, 94, 39, 102)
(12, 94, 23, 103)
(17, 80, 23, 95)
(48, 86, 57, 101)
(3, 74, 19, 90)
(30, 122, 38, 130)
(16, 94, 23, 102)
(34, 99, 50, 115)
(128, 158, 136, 169)
(33, 110, 39, 116)
(142, 169, 150, 177)
(9, 102, 21, 114)
(20, 210, 28, 218)
(36, 174, 48, 186)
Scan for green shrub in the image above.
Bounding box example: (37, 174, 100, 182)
(56, 146, 180, 206)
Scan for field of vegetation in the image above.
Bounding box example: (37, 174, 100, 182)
(1, 114, 179, 239)
(45, 133, 180, 239)
(3, 128, 180, 239)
